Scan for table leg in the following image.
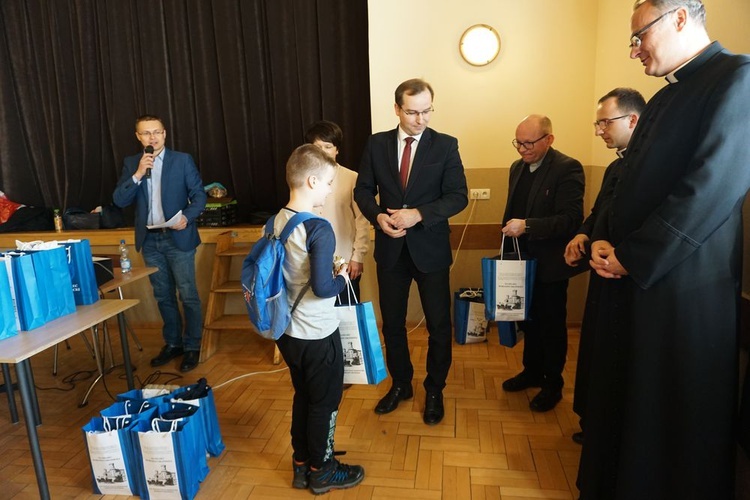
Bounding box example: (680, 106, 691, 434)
(2, 363, 19, 423)
(118, 286, 143, 351)
(16, 360, 50, 500)
(118, 312, 135, 390)
(79, 326, 105, 407)
(21, 361, 42, 426)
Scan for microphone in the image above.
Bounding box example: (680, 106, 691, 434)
(143, 145, 154, 178)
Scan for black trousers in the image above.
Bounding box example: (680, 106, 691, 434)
(276, 329, 344, 469)
(376, 244, 452, 393)
(520, 278, 569, 391)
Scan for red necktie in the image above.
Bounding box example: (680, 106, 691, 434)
(400, 137, 415, 188)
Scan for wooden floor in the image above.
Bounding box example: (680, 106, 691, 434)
(0, 322, 586, 499)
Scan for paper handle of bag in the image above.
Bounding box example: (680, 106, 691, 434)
(103, 415, 130, 432)
(336, 274, 360, 308)
(151, 418, 179, 433)
(499, 234, 522, 260)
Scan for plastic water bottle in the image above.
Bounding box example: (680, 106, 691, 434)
(53, 209, 63, 232)
(119, 239, 131, 274)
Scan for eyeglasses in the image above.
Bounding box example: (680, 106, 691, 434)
(512, 134, 548, 150)
(629, 8, 678, 48)
(399, 106, 434, 118)
(137, 129, 164, 138)
(593, 115, 630, 130)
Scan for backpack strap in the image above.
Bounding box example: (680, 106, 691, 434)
(275, 211, 325, 314)
(278, 211, 321, 243)
(263, 214, 277, 238)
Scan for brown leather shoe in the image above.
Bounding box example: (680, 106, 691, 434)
(374, 384, 413, 414)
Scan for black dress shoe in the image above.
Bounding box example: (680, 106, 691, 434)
(502, 371, 544, 392)
(572, 431, 584, 445)
(150, 345, 184, 367)
(529, 388, 562, 412)
(423, 392, 444, 425)
(180, 351, 200, 373)
(374, 384, 413, 414)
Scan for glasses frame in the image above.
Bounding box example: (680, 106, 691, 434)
(399, 106, 434, 118)
(512, 134, 549, 151)
(593, 114, 630, 130)
(137, 129, 165, 138)
(629, 8, 678, 48)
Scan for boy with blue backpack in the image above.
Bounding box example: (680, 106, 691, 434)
(265, 144, 365, 494)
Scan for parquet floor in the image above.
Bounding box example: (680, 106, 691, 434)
(0, 322, 585, 499)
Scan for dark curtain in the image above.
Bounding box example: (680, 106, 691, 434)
(0, 0, 371, 222)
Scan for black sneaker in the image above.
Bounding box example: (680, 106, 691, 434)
(309, 459, 365, 495)
(150, 345, 184, 367)
(292, 459, 309, 489)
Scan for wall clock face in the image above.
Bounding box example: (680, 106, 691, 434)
(459, 24, 501, 66)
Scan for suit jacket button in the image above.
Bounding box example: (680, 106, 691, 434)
(402, 204, 408, 208)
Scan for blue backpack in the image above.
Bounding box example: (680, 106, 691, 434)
(241, 212, 321, 340)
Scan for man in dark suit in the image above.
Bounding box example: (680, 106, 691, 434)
(579, 1, 750, 497)
(500, 115, 584, 412)
(113, 114, 207, 372)
(563, 88, 645, 445)
(354, 78, 467, 425)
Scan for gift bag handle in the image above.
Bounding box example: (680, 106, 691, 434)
(151, 418, 179, 433)
(335, 275, 360, 308)
(102, 415, 130, 432)
(499, 234, 522, 260)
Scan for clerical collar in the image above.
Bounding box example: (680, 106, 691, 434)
(528, 152, 547, 173)
(665, 44, 709, 83)
(616, 148, 627, 159)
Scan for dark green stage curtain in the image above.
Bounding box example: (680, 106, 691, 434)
(0, 0, 371, 221)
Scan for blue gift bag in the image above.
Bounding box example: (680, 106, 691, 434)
(27, 246, 76, 321)
(336, 281, 387, 385)
(132, 418, 204, 500)
(101, 400, 158, 421)
(481, 236, 536, 322)
(158, 402, 210, 481)
(3, 252, 47, 330)
(117, 387, 173, 403)
(169, 378, 225, 457)
(82, 416, 143, 497)
(61, 239, 99, 305)
(0, 259, 18, 340)
(497, 321, 525, 348)
(454, 288, 489, 345)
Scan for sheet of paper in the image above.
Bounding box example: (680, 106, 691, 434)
(146, 210, 183, 230)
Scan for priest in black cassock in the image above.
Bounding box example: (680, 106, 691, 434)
(577, 0, 750, 498)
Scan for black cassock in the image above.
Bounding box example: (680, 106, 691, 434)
(578, 42, 750, 499)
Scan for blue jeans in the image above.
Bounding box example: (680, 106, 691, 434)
(141, 232, 203, 351)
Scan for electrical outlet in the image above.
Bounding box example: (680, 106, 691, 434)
(469, 188, 491, 200)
